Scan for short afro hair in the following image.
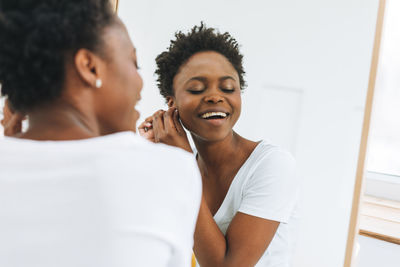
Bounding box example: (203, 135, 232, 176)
(0, 0, 115, 112)
(155, 22, 246, 100)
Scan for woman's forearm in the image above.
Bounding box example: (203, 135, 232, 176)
(193, 196, 229, 267)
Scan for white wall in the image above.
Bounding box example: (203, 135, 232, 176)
(356, 235, 400, 267)
(118, 1, 380, 266)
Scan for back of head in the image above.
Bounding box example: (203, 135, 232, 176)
(0, 0, 114, 113)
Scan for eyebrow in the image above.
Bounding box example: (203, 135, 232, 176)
(185, 75, 236, 85)
(219, 76, 236, 82)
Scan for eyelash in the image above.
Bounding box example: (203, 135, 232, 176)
(188, 88, 235, 94)
(188, 90, 204, 95)
(221, 88, 235, 93)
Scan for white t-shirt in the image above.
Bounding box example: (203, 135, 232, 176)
(0, 132, 202, 267)
(208, 140, 300, 267)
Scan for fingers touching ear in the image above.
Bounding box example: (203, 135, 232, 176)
(166, 96, 176, 108)
(74, 49, 103, 88)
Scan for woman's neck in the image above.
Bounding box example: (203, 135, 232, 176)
(20, 101, 99, 141)
(193, 131, 256, 178)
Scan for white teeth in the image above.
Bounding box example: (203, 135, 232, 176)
(201, 112, 227, 119)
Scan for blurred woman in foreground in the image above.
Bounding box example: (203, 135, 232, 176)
(0, 1, 201, 266)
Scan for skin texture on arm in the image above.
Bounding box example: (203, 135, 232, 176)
(194, 196, 279, 267)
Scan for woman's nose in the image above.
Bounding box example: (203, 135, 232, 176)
(204, 93, 224, 104)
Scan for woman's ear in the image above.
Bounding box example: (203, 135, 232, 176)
(166, 96, 176, 108)
(74, 48, 103, 88)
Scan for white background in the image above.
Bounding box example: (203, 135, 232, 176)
(118, 0, 380, 266)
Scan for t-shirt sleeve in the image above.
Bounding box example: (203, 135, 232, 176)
(238, 149, 298, 224)
(167, 152, 202, 267)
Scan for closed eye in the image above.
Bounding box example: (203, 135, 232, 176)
(221, 88, 235, 93)
(187, 89, 205, 95)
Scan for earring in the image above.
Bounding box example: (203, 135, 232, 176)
(95, 79, 102, 88)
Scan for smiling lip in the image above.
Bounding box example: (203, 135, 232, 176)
(198, 109, 230, 117)
(198, 109, 230, 127)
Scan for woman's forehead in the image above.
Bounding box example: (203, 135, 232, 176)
(175, 51, 239, 83)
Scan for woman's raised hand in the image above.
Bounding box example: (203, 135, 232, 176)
(139, 107, 192, 153)
(2, 113, 25, 137)
(1, 100, 25, 137)
(138, 116, 155, 142)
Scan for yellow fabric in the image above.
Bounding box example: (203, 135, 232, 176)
(191, 253, 196, 267)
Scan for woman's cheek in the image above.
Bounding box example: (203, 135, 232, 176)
(178, 112, 193, 131)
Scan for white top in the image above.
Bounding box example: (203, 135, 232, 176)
(0, 132, 202, 267)
(208, 140, 300, 267)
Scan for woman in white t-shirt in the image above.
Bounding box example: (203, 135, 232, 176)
(139, 23, 300, 267)
(0, 1, 201, 267)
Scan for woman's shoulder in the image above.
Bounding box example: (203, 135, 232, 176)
(132, 135, 197, 165)
(234, 140, 297, 192)
(90, 131, 196, 161)
(248, 140, 295, 169)
(116, 133, 201, 182)
(240, 140, 299, 200)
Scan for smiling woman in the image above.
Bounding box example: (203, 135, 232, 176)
(169, 51, 243, 142)
(139, 24, 300, 267)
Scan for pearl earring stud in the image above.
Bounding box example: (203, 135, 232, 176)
(95, 79, 102, 88)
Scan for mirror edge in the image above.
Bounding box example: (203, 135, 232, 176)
(343, 0, 386, 266)
(111, 0, 119, 13)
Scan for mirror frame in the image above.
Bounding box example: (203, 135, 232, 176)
(111, 0, 119, 13)
(344, 0, 386, 266)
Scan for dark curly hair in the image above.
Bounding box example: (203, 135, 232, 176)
(155, 23, 246, 100)
(0, 0, 115, 112)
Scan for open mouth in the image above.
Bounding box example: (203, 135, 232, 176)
(200, 111, 229, 120)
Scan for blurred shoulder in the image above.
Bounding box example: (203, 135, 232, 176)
(109, 131, 201, 185)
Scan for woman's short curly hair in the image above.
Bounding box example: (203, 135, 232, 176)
(0, 0, 115, 112)
(155, 23, 246, 100)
